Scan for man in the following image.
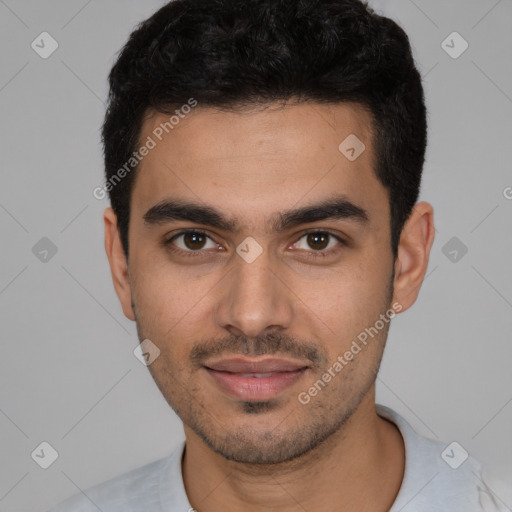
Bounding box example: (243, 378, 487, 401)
(49, 0, 507, 510)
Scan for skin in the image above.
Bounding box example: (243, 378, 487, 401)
(104, 101, 435, 511)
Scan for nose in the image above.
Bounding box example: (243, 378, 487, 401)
(213, 247, 294, 339)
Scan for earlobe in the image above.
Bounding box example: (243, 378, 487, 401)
(103, 207, 136, 321)
(392, 202, 435, 313)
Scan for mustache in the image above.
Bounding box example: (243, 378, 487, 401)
(189, 331, 327, 369)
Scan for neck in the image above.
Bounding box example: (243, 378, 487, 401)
(182, 389, 405, 512)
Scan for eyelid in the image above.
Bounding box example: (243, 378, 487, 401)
(164, 228, 220, 254)
(163, 228, 346, 256)
(290, 228, 346, 256)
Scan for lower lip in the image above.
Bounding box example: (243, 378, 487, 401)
(204, 367, 307, 401)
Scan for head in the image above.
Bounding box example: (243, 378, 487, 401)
(103, 0, 435, 464)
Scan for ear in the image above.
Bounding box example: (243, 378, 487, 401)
(104, 207, 135, 321)
(392, 201, 435, 313)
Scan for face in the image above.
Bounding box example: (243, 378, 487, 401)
(110, 101, 404, 464)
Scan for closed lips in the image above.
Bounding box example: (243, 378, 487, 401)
(203, 357, 309, 374)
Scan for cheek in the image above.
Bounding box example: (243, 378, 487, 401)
(131, 250, 217, 327)
(303, 262, 389, 324)
(295, 257, 392, 362)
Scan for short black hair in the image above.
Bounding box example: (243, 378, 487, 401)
(102, 0, 427, 260)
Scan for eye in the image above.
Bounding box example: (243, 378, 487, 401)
(163, 228, 345, 259)
(165, 229, 219, 254)
(291, 230, 344, 256)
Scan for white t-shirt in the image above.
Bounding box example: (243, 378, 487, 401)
(48, 405, 509, 511)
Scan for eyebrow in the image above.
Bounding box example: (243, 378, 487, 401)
(143, 195, 369, 233)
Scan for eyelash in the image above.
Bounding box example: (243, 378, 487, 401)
(163, 228, 346, 259)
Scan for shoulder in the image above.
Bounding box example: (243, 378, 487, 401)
(47, 454, 173, 512)
(377, 405, 510, 512)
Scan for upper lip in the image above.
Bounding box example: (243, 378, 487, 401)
(204, 357, 309, 373)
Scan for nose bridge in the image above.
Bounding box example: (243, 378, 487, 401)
(214, 247, 293, 338)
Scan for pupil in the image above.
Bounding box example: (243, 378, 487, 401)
(184, 233, 205, 250)
(308, 233, 328, 250)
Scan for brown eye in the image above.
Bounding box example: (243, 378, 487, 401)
(182, 232, 207, 250)
(166, 230, 218, 253)
(292, 231, 344, 256)
(306, 232, 329, 251)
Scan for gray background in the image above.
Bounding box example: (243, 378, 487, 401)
(0, 1, 511, 510)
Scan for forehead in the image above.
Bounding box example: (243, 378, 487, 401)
(139, 101, 373, 164)
(130, 101, 388, 230)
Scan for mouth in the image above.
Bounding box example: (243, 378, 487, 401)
(203, 356, 310, 401)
